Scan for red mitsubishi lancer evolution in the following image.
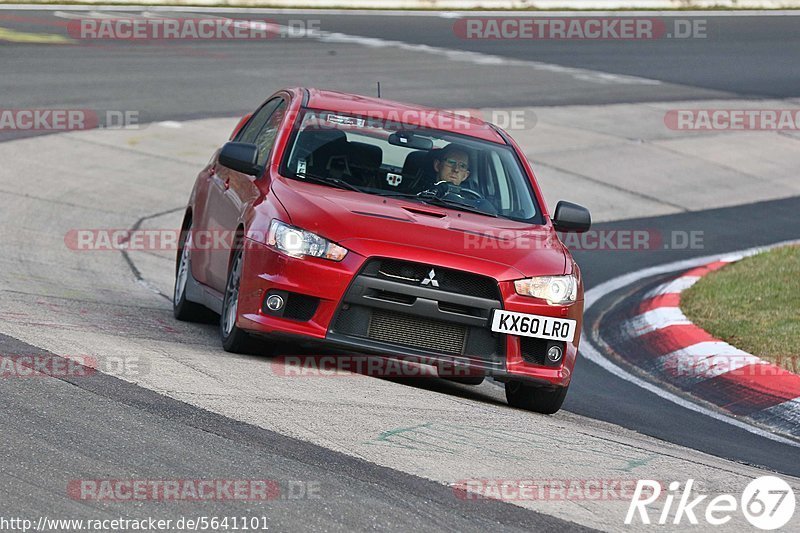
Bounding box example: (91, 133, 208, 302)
(173, 88, 591, 414)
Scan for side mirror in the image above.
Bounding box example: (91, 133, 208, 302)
(553, 201, 591, 233)
(219, 142, 260, 176)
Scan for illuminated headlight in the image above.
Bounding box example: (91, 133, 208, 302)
(514, 275, 578, 305)
(267, 220, 348, 261)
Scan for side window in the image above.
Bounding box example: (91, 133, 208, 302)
(253, 101, 287, 166)
(490, 151, 511, 211)
(235, 98, 282, 145)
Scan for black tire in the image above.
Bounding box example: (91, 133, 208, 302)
(220, 246, 253, 353)
(505, 381, 568, 414)
(173, 221, 212, 322)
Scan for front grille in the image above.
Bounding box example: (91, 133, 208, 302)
(520, 337, 548, 365)
(330, 258, 504, 362)
(284, 293, 320, 321)
(520, 338, 565, 366)
(368, 310, 467, 355)
(364, 258, 500, 300)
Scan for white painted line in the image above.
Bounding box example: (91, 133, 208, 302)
(664, 340, 752, 358)
(645, 275, 701, 297)
(582, 238, 800, 448)
(312, 31, 661, 86)
(40, 8, 663, 86)
(53, 10, 148, 19)
(720, 254, 745, 263)
(140, 10, 226, 20)
(624, 307, 690, 336)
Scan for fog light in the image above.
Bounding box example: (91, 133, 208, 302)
(265, 294, 285, 311)
(547, 345, 563, 363)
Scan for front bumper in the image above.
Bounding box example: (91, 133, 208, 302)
(237, 238, 582, 387)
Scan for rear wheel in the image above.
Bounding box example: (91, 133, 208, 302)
(505, 381, 568, 414)
(173, 222, 210, 322)
(220, 246, 252, 353)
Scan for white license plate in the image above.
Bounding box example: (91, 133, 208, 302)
(490, 310, 576, 342)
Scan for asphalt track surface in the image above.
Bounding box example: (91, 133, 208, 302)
(1, 10, 798, 125)
(1, 8, 800, 530)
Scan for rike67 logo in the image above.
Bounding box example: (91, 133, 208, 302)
(626, 476, 796, 530)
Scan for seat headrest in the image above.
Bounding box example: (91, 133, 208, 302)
(289, 129, 347, 173)
(347, 141, 383, 169)
(402, 150, 429, 177)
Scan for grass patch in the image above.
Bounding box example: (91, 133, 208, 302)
(681, 245, 800, 374)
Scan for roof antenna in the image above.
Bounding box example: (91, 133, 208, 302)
(376, 82, 382, 98)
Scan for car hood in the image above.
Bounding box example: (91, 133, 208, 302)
(271, 177, 567, 280)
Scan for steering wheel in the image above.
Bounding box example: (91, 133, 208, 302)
(418, 182, 485, 201)
(455, 188, 484, 201)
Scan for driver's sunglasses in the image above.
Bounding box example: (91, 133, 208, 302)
(443, 158, 469, 172)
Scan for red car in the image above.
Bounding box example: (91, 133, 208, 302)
(173, 88, 591, 414)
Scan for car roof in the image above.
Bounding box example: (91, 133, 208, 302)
(302, 88, 507, 144)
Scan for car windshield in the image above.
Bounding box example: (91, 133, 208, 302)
(281, 110, 542, 223)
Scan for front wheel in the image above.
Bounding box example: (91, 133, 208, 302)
(505, 381, 568, 414)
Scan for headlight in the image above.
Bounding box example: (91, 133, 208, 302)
(514, 275, 578, 305)
(267, 220, 348, 261)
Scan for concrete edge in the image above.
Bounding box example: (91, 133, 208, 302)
(602, 246, 800, 440)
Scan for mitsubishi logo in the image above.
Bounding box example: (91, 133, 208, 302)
(421, 268, 439, 288)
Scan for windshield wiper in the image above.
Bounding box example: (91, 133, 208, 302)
(293, 172, 363, 193)
(379, 191, 498, 217)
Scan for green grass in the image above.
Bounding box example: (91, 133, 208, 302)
(681, 245, 800, 373)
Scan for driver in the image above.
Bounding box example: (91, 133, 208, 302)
(424, 144, 497, 215)
(433, 144, 471, 188)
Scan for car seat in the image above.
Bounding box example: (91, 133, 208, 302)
(399, 148, 442, 193)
